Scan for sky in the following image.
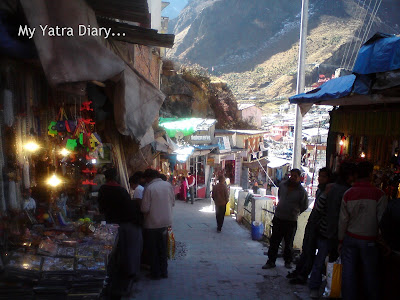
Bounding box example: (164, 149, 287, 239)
(162, 0, 188, 19)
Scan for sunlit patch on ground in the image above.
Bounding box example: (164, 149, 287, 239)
(199, 205, 215, 213)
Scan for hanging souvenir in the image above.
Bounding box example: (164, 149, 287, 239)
(48, 121, 57, 137)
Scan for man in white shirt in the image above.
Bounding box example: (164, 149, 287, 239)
(129, 171, 145, 201)
(141, 169, 175, 279)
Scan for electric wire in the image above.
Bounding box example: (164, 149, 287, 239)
(350, 0, 383, 70)
(348, 0, 381, 70)
(344, 0, 377, 69)
(341, 0, 364, 68)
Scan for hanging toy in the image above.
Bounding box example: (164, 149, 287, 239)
(48, 121, 57, 137)
(80, 101, 93, 111)
(66, 139, 78, 151)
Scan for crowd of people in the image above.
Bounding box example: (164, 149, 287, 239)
(264, 161, 399, 300)
(97, 168, 175, 297)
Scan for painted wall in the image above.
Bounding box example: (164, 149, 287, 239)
(148, 0, 162, 31)
(241, 106, 262, 128)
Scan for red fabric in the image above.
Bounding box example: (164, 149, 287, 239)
(187, 175, 194, 186)
(179, 181, 187, 201)
(106, 181, 121, 187)
(343, 182, 385, 203)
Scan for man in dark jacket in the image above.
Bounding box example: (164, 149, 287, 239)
(98, 168, 143, 295)
(262, 169, 308, 269)
(288, 167, 331, 284)
(308, 162, 355, 298)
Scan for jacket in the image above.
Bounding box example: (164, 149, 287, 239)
(212, 182, 229, 206)
(323, 181, 351, 239)
(141, 178, 175, 229)
(274, 179, 308, 222)
(338, 181, 387, 242)
(380, 198, 400, 251)
(98, 182, 142, 225)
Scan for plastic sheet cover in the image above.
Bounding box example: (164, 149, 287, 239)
(353, 33, 400, 75)
(289, 75, 356, 104)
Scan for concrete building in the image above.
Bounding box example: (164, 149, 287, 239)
(238, 103, 263, 129)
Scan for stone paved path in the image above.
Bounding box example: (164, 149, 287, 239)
(126, 198, 310, 300)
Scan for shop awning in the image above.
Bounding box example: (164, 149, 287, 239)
(87, 0, 151, 27)
(159, 118, 217, 138)
(20, 0, 125, 86)
(289, 33, 400, 115)
(97, 17, 175, 48)
(353, 33, 400, 75)
(267, 157, 291, 169)
(242, 157, 269, 169)
(113, 66, 165, 144)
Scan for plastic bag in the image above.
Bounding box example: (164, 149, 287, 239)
(167, 227, 175, 259)
(324, 258, 342, 298)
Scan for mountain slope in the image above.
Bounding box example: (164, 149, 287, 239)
(167, 0, 400, 110)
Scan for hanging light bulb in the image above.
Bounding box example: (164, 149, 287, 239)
(60, 148, 70, 157)
(339, 139, 344, 146)
(24, 141, 40, 152)
(46, 174, 62, 187)
(360, 152, 366, 158)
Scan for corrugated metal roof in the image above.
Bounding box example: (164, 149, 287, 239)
(87, 0, 151, 27)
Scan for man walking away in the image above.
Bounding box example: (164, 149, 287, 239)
(187, 172, 196, 204)
(263, 169, 308, 269)
(212, 175, 229, 232)
(339, 161, 387, 300)
(141, 169, 175, 280)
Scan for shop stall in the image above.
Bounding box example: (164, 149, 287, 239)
(0, 59, 122, 298)
(290, 32, 400, 200)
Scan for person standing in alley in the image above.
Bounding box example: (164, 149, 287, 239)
(187, 172, 196, 204)
(212, 175, 229, 232)
(98, 168, 143, 295)
(262, 168, 308, 270)
(141, 169, 175, 279)
(338, 161, 387, 300)
(287, 167, 331, 284)
(307, 162, 355, 298)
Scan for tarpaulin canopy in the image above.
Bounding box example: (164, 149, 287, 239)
(353, 33, 400, 75)
(290, 75, 356, 104)
(113, 66, 165, 145)
(289, 33, 400, 115)
(159, 118, 216, 138)
(20, 0, 125, 86)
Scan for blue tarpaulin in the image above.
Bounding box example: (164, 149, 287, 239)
(289, 75, 356, 104)
(353, 33, 400, 75)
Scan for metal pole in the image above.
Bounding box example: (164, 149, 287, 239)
(292, 0, 309, 169)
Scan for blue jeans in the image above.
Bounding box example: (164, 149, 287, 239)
(309, 237, 330, 289)
(341, 235, 379, 300)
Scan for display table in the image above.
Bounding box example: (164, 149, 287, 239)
(0, 223, 118, 298)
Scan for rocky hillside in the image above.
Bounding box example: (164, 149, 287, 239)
(160, 60, 255, 129)
(167, 0, 400, 112)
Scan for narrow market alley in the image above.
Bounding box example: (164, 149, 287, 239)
(127, 199, 309, 300)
